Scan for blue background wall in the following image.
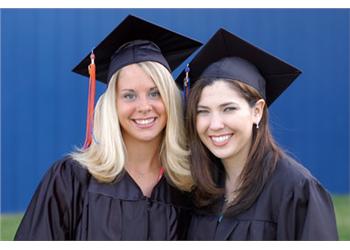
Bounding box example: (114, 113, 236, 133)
(1, 9, 349, 213)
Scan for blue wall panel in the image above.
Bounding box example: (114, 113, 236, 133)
(1, 9, 349, 213)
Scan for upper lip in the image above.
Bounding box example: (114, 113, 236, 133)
(209, 133, 232, 137)
(132, 117, 156, 120)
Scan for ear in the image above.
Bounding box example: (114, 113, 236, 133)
(253, 99, 265, 124)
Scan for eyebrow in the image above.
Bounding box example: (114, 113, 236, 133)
(120, 89, 135, 92)
(197, 102, 238, 109)
(120, 87, 158, 92)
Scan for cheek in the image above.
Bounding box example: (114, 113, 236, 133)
(233, 117, 254, 138)
(154, 101, 167, 116)
(196, 117, 208, 136)
(228, 112, 252, 126)
(116, 101, 134, 120)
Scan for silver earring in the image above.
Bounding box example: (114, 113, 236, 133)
(256, 123, 259, 129)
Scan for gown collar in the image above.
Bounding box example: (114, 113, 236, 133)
(88, 168, 165, 201)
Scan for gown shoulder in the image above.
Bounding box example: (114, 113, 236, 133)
(15, 156, 193, 240)
(188, 154, 338, 240)
(14, 156, 91, 240)
(266, 154, 339, 240)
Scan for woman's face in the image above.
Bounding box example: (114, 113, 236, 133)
(116, 64, 167, 144)
(196, 80, 257, 162)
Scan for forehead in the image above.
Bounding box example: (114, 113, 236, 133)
(198, 80, 244, 105)
(117, 64, 156, 90)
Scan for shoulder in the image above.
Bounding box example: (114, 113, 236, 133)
(271, 154, 315, 186)
(262, 154, 333, 217)
(44, 155, 91, 186)
(266, 154, 327, 199)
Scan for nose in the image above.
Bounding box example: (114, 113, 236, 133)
(208, 112, 225, 131)
(136, 96, 152, 114)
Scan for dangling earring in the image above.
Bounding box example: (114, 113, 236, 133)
(256, 122, 259, 129)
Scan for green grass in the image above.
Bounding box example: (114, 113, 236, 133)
(1, 195, 349, 240)
(333, 195, 350, 240)
(0, 214, 22, 241)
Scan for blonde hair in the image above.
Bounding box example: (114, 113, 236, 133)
(71, 61, 193, 191)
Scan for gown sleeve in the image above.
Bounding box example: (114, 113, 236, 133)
(14, 157, 90, 240)
(276, 175, 338, 240)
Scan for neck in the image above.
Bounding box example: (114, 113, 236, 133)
(222, 142, 250, 193)
(123, 133, 162, 174)
(122, 132, 164, 197)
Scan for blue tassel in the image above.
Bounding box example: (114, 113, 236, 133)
(182, 64, 190, 103)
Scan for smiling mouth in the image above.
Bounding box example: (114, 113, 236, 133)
(209, 134, 232, 146)
(132, 117, 157, 128)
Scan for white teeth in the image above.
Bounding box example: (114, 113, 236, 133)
(211, 135, 231, 142)
(134, 118, 155, 125)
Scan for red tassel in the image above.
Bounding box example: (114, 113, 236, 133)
(158, 167, 164, 181)
(83, 52, 96, 149)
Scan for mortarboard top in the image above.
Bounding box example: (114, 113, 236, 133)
(176, 28, 301, 106)
(72, 15, 202, 84)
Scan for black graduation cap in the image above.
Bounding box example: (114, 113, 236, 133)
(176, 28, 301, 106)
(72, 15, 202, 84)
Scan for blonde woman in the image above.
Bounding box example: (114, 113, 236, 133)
(15, 15, 201, 240)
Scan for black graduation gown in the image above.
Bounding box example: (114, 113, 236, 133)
(187, 155, 339, 240)
(14, 156, 191, 240)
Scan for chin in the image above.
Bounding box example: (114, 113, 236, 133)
(136, 132, 163, 142)
(139, 136, 158, 142)
(209, 149, 232, 160)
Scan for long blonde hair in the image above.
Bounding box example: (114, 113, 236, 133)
(71, 61, 193, 191)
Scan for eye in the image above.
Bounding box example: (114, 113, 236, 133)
(197, 109, 209, 115)
(223, 106, 237, 112)
(149, 90, 161, 99)
(123, 93, 136, 100)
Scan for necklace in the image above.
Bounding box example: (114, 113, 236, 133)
(127, 168, 149, 177)
(126, 165, 162, 178)
(224, 191, 238, 204)
(224, 194, 231, 203)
